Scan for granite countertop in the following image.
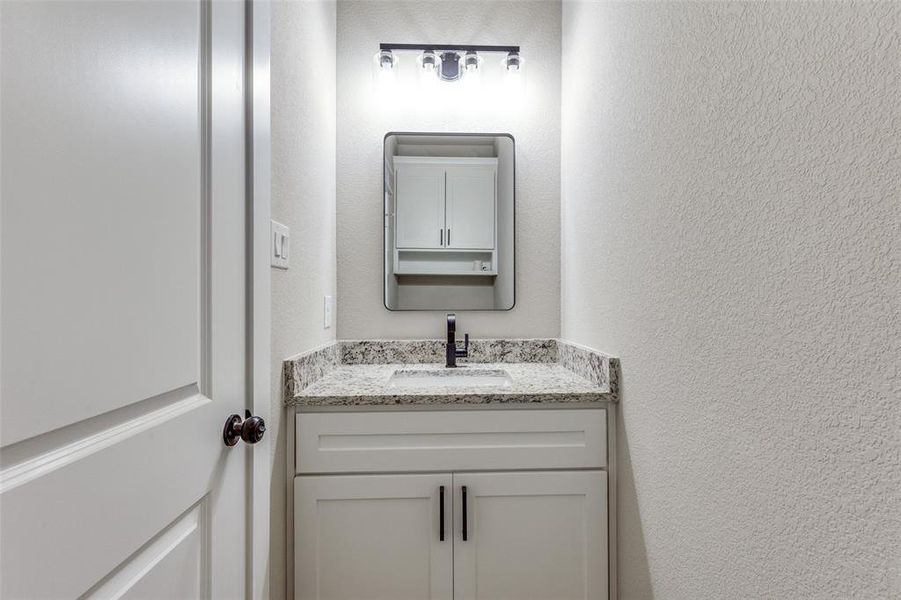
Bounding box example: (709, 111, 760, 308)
(288, 361, 614, 408)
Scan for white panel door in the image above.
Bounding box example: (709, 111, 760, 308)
(395, 164, 446, 249)
(453, 471, 608, 600)
(1, 1, 250, 598)
(295, 474, 453, 600)
(445, 165, 496, 250)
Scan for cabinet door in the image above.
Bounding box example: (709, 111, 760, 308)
(445, 165, 496, 249)
(453, 471, 608, 600)
(395, 164, 446, 249)
(295, 474, 453, 600)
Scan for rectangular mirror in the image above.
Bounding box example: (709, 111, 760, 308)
(384, 132, 515, 311)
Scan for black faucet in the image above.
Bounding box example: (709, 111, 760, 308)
(445, 313, 469, 368)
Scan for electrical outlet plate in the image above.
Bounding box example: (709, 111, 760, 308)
(271, 220, 289, 269)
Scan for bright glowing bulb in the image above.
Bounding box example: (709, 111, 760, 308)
(503, 51, 522, 72)
(371, 51, 397, 106)
(378, 50, 395, 71)
(463, 51, 482, 74)
(418, 50, 439, 75)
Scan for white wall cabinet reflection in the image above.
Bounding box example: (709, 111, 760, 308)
(394, 157, 497, 275)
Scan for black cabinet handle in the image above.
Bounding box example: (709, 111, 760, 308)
(447, 228, 451, 246)
(461, 485, 468, 541)
(440, 229, 443, 246)
(439, 485, 445, 541)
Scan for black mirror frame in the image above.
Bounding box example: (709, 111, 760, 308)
(382, 131, 516, 312)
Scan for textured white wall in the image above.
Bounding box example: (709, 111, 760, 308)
(337, 0, 561, 339)
(270, 1, 336, 597)
(561, 2, 901, 598)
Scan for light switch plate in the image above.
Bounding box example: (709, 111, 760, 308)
(271, 220, 289, 269)
(323, 295, 333, 329)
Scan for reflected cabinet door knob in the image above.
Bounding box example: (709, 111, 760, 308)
(223, 410, 266, 447)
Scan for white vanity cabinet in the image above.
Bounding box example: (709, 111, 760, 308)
(293, 409, 610, 600)
(453, 471, 607, 600)
(393, 157, 498, 275)
(294, 473, 453, 600)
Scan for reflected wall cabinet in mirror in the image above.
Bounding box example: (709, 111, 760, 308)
(384, 133, 515, 311)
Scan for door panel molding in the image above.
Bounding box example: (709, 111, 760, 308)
(0, 402, 224, 598)
(80, 499, 210, 600)
(200, 0, 213, 398)
(0, 384, 207, 493)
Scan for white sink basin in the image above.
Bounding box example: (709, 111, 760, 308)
(389, 368, 513, 389)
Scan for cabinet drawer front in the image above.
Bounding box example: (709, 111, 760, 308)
(296, 409, 606, 474)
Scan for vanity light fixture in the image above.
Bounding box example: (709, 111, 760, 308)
(379, 43, 521, 83)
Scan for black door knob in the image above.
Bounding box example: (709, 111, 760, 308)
(223, 410, 266, 447)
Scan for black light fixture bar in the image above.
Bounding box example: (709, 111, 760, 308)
(380, 43, 520, 54)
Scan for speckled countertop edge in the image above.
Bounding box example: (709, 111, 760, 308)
(283, 339, 619, 408)
(293, 362, 613, 407)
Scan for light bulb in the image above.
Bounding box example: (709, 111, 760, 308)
(463, 51, 481, 73)
(378, 50, 395, 71)
(418, 50, 439, 74)
(503, 51, 522, 72)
